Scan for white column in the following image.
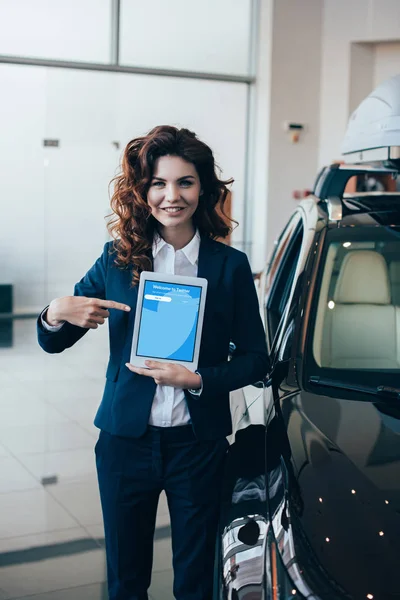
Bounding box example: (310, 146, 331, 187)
(248, 0, 274, 272)
(249, 0, 323, 272)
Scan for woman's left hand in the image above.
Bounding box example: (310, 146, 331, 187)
(125, 361, 201, 389)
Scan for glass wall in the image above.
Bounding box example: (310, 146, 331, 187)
(0, 0, 112, 63)
(120, 0, 253, 76)
(0, 0, 254, 75)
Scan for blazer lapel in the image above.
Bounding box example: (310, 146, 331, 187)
(197, 235, 227, 314)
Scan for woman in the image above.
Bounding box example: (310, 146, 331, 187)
(37, 125, 269, 600)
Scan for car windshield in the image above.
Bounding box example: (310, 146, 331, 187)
(310, 226, 400, 383)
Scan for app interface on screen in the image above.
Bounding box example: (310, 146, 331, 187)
(137, 280, 202, 362)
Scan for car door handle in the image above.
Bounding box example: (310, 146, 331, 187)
(252, 376, 272, 389)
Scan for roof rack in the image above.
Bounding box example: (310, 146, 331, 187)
(314, 163, 398, 201)
(342, 146, 400, 168)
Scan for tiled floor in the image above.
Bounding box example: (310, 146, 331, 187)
(0, 320, 174, 600)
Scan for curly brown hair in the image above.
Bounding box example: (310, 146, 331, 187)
(107, 125, 236, 284)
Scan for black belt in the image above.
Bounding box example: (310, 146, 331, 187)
(147, 424, 196, 442)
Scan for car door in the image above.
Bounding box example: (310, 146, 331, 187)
(263, 201, 322, 598)
(217, 209, 309, 600)
(234, 208, 310, 432)
(228, 214, 303, 434)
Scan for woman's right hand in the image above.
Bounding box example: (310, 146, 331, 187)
(45, 296, 131, 329)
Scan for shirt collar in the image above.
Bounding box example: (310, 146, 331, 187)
(152, 229, 200, 265)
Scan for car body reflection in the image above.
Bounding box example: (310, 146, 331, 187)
(220, 424, 268, 599)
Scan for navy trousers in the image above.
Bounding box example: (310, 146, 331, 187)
(95, 425, 228, 600)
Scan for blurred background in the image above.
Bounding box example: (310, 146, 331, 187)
(0, 0, 399, 598)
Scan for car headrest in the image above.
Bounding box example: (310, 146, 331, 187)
(334, 250, 391, 305)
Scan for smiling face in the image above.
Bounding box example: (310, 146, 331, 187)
(147, 155, 201, 235)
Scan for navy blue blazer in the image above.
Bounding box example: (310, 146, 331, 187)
(37, 236, 269, 440)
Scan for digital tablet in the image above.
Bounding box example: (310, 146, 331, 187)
(130, 271, 208, 372)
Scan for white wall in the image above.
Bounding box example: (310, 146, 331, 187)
(348, 41, 400, 115)
(266, 0, 322, 256)
(374, 42, 400, 86)
(249, 0, 273, 271)
(250, 0, 323, 270)
(319, 0, 400, 168)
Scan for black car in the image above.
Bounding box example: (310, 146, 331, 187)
(217, 160, 400, 600)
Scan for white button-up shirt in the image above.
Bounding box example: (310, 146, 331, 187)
(41, 230, 201, 427)
(148, 230, 200, 427)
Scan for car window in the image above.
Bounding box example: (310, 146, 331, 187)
(309, 226, 400, 380)
(265, 219, 304, 350)
(257, 214, 301, 329)
(266, 214, 301, 290)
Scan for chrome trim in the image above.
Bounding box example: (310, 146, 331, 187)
(336, 163, 398, 173)
(327, 196, 342, 221)
(343, 191, 400, 198)
(0, 54, 255, 83)
(270, 491, 321, 599)
(342, 146, 400, 164)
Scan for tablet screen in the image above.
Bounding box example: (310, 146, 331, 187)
(136, 279, 203, 362)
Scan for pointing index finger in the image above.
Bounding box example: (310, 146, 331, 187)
(99, 300, 130, 311)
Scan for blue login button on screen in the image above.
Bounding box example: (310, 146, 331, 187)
(136, 280, 202, 362)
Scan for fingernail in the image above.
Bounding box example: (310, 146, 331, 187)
(125, 306, 130, 311)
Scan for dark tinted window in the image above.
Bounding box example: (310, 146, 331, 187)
(266, 221, 304, 349)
